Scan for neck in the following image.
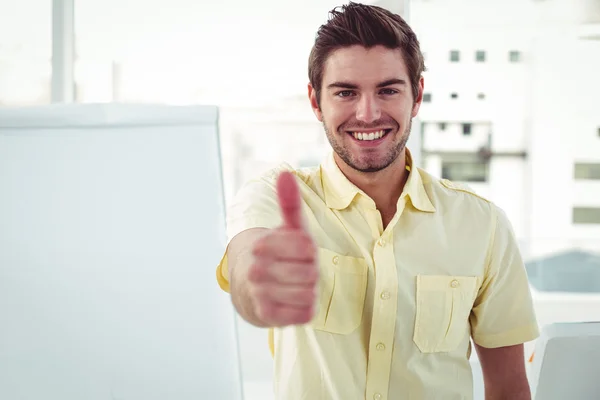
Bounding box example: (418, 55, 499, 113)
(334, 150, 409, 212)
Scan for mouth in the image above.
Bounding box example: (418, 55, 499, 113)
(346, 129, 392, 142)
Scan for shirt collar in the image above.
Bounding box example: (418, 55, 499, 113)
(321, 148, 436, 213)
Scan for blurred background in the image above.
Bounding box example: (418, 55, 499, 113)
(1, 0, 599, 398)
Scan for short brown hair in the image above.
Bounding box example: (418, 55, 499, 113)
(308, 2, 426, 105)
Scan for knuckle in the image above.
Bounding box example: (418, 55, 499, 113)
(252, 285, 270, 302)
(252, 232, 277, 256)
(255, 303, 271, 323)
(291, 287, 314, 306)
(297, 309, 313, 324)
(251, 239, 265, 257)
(306, 263, 319, 283)
(247, 263, 265, 283)
(295, 234, 316, 258)
(303, 288, 317, 304)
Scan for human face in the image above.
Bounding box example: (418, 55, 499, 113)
(309, 45, 423, 173)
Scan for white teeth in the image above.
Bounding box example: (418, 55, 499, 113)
(352, 130, 386, 141)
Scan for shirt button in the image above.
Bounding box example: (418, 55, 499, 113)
(377, 238, 386, 247)
(380, 291, 391, 300)
(376, 343, 386, 351)
(373, 393, 383, 400)
(332, 256, 339, 265)
(450, 279, 459, 288)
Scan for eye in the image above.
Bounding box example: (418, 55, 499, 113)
(336, 90, 355, 98)
(380, 88, 399, 95)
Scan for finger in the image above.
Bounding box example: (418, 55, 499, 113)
(276, 171, 304, 230)
(256, 302, 314, 327)
(268, 261, 319, 285)
(252, 282, 317, 307)
(252, 230, 316, 262)
(248, 260, 318, 285)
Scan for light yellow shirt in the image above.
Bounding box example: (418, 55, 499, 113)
(216, 150, 539, 400)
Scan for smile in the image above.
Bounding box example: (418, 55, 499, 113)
(348, 129, 392, 141)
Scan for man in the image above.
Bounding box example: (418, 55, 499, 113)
(216, 2, 539, 399)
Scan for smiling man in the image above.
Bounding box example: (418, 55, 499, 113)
(216, 2, 539, 399)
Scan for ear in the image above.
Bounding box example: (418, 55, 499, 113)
(308, 83, 324, 122)
(411, 75, 425, 118)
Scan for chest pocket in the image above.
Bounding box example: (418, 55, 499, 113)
(310, 247, 368, 335)
(413, 275, 479, 353)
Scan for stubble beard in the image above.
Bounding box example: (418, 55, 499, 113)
(323, 118, 411, 173)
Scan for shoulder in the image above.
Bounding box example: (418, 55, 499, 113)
(251, 162, 295, 185)
(437, 178, 492, 204)
(250, 163, 319, 186)
(226, 163, 322, 233)
(418, 168, 495, 216)
(417, 168, 490, 202)
(234, 163, 321, 201)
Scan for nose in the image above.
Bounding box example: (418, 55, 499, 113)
(355, 94, 381, 123)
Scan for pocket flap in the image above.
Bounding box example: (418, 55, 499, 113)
(317, 248, 367, 275)
(417, 275, 478, 294)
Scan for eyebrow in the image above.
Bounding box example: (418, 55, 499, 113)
(326, 78, 407, 90)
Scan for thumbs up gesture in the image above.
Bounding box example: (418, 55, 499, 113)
(248, 171, 319, 327)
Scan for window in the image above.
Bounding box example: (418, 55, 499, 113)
(509, 50, 521, 62)
(423, 93, 432, 102)
(573, 207, 600, 224)
(450, 92, 458, 99)
(462, 123, 472, 135)
(442, 161, 489, 182)
(0, 0, 51, 106)
(477, 93, 486, 100)
(450, 50, 460, 62)
(574, 163, 600, 180)
(475, 50, 486, 62)
(526, 250, 600, 293)
(74, 0, 312, 106)
(438, 122, 447, 131)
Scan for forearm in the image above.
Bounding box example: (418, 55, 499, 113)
(485, 384, 531, 400)
(477, 343, 532, 400)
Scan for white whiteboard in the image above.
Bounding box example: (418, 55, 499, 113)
(0, 104, 243, 400)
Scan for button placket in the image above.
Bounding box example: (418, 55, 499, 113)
(366, 234, 396, 400)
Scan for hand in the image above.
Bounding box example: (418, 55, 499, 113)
(248, 171, 319, 327)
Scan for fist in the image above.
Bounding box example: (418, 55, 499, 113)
(247, 171, 319, 327)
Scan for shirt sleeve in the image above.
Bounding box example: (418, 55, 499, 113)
(215, 166, 287, 293)
(470, 205, 540, 348)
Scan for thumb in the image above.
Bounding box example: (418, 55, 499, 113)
(276, 171, 304, 230)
